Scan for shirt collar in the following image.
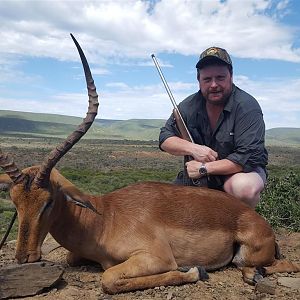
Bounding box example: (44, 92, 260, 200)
(223, 83, 236, 112)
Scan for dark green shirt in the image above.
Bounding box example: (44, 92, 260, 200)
(159, 84, 268, 177)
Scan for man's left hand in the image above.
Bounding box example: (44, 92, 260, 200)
(185, 160, 202, 179)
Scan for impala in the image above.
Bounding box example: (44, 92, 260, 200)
(0, 35, 299, 295)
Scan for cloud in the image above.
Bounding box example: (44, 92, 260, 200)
(91, 68, 110, 75)
(105, 82, 129, 89)
(0, 0, 299, 63)
(2, 75, 299, 129)
(234, 75, 300, 128)
(0, 0, 299, 130)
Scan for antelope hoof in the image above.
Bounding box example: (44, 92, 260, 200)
(197, 266, 209, 281)
(253, 267, 266, 284)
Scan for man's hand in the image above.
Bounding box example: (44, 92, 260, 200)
(185, 160, 202, 179)
(190, 144, 218, 162)
(160, 137, 218, 162)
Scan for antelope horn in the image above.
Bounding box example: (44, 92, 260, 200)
(34, 34, 99, 188)
(0, 149, 26, 184)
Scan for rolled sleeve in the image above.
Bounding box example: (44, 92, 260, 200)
(159, 113, 181, 150)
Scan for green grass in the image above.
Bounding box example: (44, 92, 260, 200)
(1, 139, 300, 244)
(0, 198, 18, 241)
(1, 110, 300, 144)
(60, 167, 177, 194)
(0, 167, 178, 242)
(257, 168, 300, 231)
(0, 110, 166, 140)
(2, 166, 299, 245)
(266, 127, 300, 145)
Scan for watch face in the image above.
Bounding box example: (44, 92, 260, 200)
(199, 165, 207, 175)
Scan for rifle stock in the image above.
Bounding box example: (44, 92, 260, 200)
(173, 108, 192, 142)
(151, 54, 207, 187)
(173, 108, 208, 187)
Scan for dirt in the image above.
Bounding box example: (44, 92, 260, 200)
(0, 230, 300, 300)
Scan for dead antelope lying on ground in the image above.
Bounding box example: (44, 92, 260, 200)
(0, 36, 299, 295)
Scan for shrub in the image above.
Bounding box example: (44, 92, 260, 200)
(61, 167, 177, 194)
(257, 171, 300, 232)
(0, 210, 18, 241)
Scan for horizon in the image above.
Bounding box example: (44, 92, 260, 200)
(0, 0, 300, 130)
(1, 108, 299, 130)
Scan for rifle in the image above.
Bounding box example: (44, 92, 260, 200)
(151, 54, 193, 143)
(151, 54, 207, 187)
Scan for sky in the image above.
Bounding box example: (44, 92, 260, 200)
(0, 0, 300, 129)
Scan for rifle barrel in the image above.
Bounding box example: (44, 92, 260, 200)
(151, 54, 194, 143)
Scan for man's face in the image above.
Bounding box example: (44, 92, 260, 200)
(199, 64, 233, 105)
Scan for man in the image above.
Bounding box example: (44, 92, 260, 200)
(159, 47, 268, 208)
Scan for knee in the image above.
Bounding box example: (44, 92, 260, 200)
(238, 184, 261, 206)
(224, 177, 262, 208)
(101, 270, 117, 294)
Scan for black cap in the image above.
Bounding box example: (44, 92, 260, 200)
(196, 47, 232, 69)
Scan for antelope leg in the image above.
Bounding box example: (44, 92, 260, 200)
(101, 252, 200, 294)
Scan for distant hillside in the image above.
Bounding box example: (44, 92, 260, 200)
(94, 119, 165, 140)
(0, 110, 299, 144)
(265, 128, 300, 146)
(0, 110, 165, 140)
(0, 110, 82, 125)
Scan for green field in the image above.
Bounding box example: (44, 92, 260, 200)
(0, 110, 166, 140)
(1, 109, 300, 144)
(1, 135, 300, 243)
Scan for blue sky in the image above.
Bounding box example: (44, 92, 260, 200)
(0, 0, 300, 129)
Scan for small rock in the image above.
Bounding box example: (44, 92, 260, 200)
(166, 291, 173, 300)
(255, 278, 276, 295)
(0, 262, 64, 299)
(278, 277, 300, 290)
(244, 287, 253, 294)
(60, 286, 79, 298)
(41, 235, 61, 255)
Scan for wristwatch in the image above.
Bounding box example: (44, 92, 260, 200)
(199, 163, 208, 177)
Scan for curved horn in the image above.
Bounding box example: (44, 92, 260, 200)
(34, 34, 99, 188)
(0, 150, 26, 184)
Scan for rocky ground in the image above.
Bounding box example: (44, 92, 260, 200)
(0, 230, 300, 300)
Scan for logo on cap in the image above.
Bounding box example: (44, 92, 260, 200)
(206, 48, 219, 57)
(196, 47, 232, 68)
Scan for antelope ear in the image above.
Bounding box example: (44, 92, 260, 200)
(65, 194, 101, 215)
(61, 186, 101, 215)
(0, 174, 13, 190)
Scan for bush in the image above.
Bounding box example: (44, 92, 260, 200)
(61, 167, 177, 194)
(0, 210, 18, 241)
(257, 171, 300, 231)
(1, 168, 299, 244)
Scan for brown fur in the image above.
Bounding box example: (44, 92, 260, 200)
(1, 167, 299, 294)
(1, 35, 298, 294)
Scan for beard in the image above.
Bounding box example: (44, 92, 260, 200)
(204, 87, 232, 106)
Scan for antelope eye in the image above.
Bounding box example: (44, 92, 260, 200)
(40, 199, 53, 216)
(44, 199, 53, 210)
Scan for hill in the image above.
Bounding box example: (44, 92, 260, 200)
(0, 110, 299, 144)
(0, 110, 165, 140)
(265, 127, 300, 146)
